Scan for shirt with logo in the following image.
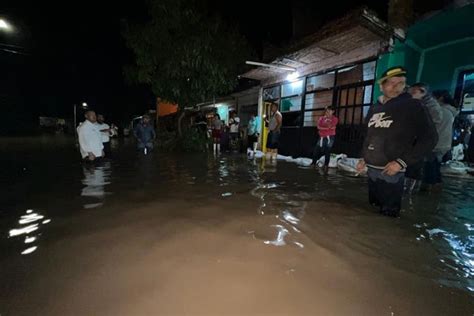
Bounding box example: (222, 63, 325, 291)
(362, 93, 438, 170)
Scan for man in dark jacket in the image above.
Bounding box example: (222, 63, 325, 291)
(357, 66, 438, 217)
(134, 115, 156, 153)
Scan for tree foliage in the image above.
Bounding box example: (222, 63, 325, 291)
(123, 0, 252, 109)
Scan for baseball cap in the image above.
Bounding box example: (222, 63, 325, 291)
(378, 66, 407, 84)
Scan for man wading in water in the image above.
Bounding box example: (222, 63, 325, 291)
(356, 66, 437, 217)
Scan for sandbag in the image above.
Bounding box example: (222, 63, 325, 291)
(294, 157, 313, 167)
(317, 153, 347, 168)
(253, 150, 264, 159)
(441, 160, 473, 175)
(338, 157, 365, 174)
(451, 144, 464, 161)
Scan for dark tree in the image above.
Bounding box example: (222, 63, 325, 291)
(123, 0, 252, 135)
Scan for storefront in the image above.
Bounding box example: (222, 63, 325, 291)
(243, 8, 394, 157)
(259, 60, 377, 157)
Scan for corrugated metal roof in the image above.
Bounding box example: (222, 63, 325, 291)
(242, 8, 393, 83)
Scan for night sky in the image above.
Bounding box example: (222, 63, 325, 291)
(0, 0, 448, 129)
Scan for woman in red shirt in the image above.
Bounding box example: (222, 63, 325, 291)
(312, 107, 338, 170)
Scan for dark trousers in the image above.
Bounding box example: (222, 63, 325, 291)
(312, 136, 334, 166)
(103, 142, 111, 158)
(423, 152, 442, 185)
(405, 160, 424, 180)
(247, 134, 258, 150)
(368, 174, 405, 217)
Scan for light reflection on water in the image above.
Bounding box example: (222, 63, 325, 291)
(81, 161, 112, 209)
(8, 209, 51, 255)
(410, 178, 474, 293)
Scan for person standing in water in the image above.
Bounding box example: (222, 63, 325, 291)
(134, 114, 156, 153)
(229, 111, 240, 145)
(357, 66, 437, 217)
(77, 110, 104, 162)
(211, 114, 223, 154)
(97, 114, 112, 158)
(433, 90, 459, 162)
(247, 113, 261, 158)
(265, 103, 282, 161)
(312, 106, 338, 172)
(408, 83, 444, 192)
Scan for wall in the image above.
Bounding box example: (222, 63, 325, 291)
(419, 38, 474, 93)
(375, 40, 421, 99)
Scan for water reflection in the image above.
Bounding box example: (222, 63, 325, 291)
(263, 225, 289, 246)
(2, 138, 474, 304)
(8, 209, 51, 255)
(416, 223, 474, 292)
(409, 178, 474, 294)
(81, 162, 111, 209)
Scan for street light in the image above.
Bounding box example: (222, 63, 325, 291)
(82, 102, 88, 108)
(0, 18, 12, 32)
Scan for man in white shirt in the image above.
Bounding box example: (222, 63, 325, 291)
(97, 114, 111, 157)
(77, 110, 104, 162)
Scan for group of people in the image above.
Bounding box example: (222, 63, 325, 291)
(209, 111, 255, 154)
(77, 111, 116, 162)
(223, 66, 458, 219)
(404, 85, 459, 193)
(356, 66, 459, 218)
(79, 65, 460, 219)
(77, 110, 154, 162)
(209, 105, 282, 160)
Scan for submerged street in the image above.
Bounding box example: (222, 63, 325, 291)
(0, 136, 473, 315)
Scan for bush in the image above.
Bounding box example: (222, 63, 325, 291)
(156, 127, 210, 152)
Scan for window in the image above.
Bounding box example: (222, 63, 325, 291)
(363, 105, 371, 119)
(338, 87, 365, 106)
(281, 96, 302, 112)
(263, 86, 280, 101)
(363, 61, 376, 81)
(305, 91, 333, 110)
(363, 85, 373, 104)
(336, 61, 376, 86)
(282, 80, 304, 97)
(303, 110, 325, 127)
(460, 71, 474, 111)
(306, 72, 335, 92)
(282, 111, 302, 127)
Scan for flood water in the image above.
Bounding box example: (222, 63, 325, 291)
(1, 135, 473, 315)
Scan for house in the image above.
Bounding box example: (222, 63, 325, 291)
(195, 87, 260, 126)
(376, 3, 474, 114)
(242, 8, 395, 157)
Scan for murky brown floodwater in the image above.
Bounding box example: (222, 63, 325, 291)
(1, 135, 473, 315)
